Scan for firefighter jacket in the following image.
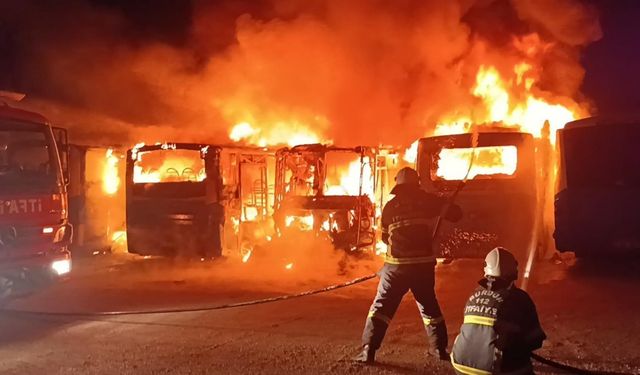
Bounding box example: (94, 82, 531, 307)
(381, 185, 461, 264)
(451, 279, 546, 375)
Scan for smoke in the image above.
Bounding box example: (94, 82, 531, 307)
(0, 0, 600, 146)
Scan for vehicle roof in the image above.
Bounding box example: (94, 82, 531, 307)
(129, 142, 222, 152)
(420, 130, 531, 142)
(0, 102, 50, 125)
(564, 116, 640, 129)
(280, 143, 375, 154)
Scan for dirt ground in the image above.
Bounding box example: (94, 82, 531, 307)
(1, 251, 639, 375)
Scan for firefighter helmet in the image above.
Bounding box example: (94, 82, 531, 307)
(484, 247, 518, 281)
(394, 167, 420, 186)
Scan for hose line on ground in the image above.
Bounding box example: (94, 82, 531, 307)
(531, 353, 636, 375)
(2, 272, 635, 375)
(0, 273, 378, 317)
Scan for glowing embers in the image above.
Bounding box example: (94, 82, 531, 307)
(435, 145, 518, 181)
(133, 149, 206, 183)
(285, 214, 315, 231)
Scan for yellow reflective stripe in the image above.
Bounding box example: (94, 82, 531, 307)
(450, 354, 492, 375)
(388, 218, 432, 232)
(464, 315, 496, 327)
(367, 311, 391, 325)
(385, 255, 435, 265)
(422, 316, 444, 326)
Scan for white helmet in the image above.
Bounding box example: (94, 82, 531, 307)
(484, 247, 518, 281)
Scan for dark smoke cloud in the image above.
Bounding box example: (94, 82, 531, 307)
(0, 0, 601, 146)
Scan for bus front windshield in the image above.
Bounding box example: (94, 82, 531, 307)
(0, 122, 59, 192)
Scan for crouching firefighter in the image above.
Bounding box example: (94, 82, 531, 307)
(451, 247, 546, 375)
(355, 167, 462, 363)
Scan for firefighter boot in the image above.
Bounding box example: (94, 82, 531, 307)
(427, 347, 450, 361)
(353, 345, 376, 364)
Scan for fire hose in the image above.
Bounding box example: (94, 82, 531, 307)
(432, 131, 479, 258)
(0, 273, 378, 317)
(530, 353, 636, 375)
(2, 275, 635, 374)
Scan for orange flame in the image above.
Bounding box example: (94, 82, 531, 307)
(285, 214, 314, 231)
(404, 60, 584, 164)
(436, 146, 518, 181)
(103, 149, 120, 195)
(229, 121, 326, 147)
(435, 65, 579, 142)
(133, 149, 206, 183)
(325, 158, 374, 199)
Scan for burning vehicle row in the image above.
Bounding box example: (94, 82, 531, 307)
(121, 131, 546, 263)
(123, 141, 393, 259)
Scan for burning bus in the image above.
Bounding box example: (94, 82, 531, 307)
(125, 142, 275, 258)
(274, 144, 377, 251)
(126, 143, 224, 258)
(0, 94, 72, 299)
(416, 130, 537, 260)
(554, 117, 640, 257)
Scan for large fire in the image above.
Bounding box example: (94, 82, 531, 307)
(433, 63, 581, 141)
(404, 57, 585, 181)
(229, 121, 325, 147)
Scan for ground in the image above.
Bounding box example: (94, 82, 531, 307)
(0, 252, 639, 375)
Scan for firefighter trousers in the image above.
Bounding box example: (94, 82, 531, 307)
(361, 262, 447, 351)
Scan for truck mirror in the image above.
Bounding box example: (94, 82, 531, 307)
(52, 127, 70, 185)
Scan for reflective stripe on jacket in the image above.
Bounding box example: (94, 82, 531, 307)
(452, 280, 545, 375)
(451, 285, 509, 374)
(381, 185, 461, 264)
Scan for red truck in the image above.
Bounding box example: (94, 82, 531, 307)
(0, 95, 72, 300)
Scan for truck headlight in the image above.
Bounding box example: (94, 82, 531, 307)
(51, 259, 71, 275)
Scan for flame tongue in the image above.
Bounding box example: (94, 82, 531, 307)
(434, 64, 581, 143)
(229, 121, 326, 147)
(404, 58, 585, 164)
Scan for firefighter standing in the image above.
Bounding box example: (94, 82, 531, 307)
(451, 247, 546, 375)
(355, 167, 462, 363)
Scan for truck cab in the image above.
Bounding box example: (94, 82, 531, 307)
(0, 100, 72, 299)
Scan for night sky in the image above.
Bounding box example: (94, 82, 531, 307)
(581, 0, 640, 115)
(1, 0, 638, 118)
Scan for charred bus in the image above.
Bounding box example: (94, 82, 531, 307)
(0, 96, 72, 299)
(274, 144, 377, 251)
(554, 117, 640, 256)
(126, 143, 224, 258)
(125, 143, 275, 258)
(417, 131, 537, 260)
